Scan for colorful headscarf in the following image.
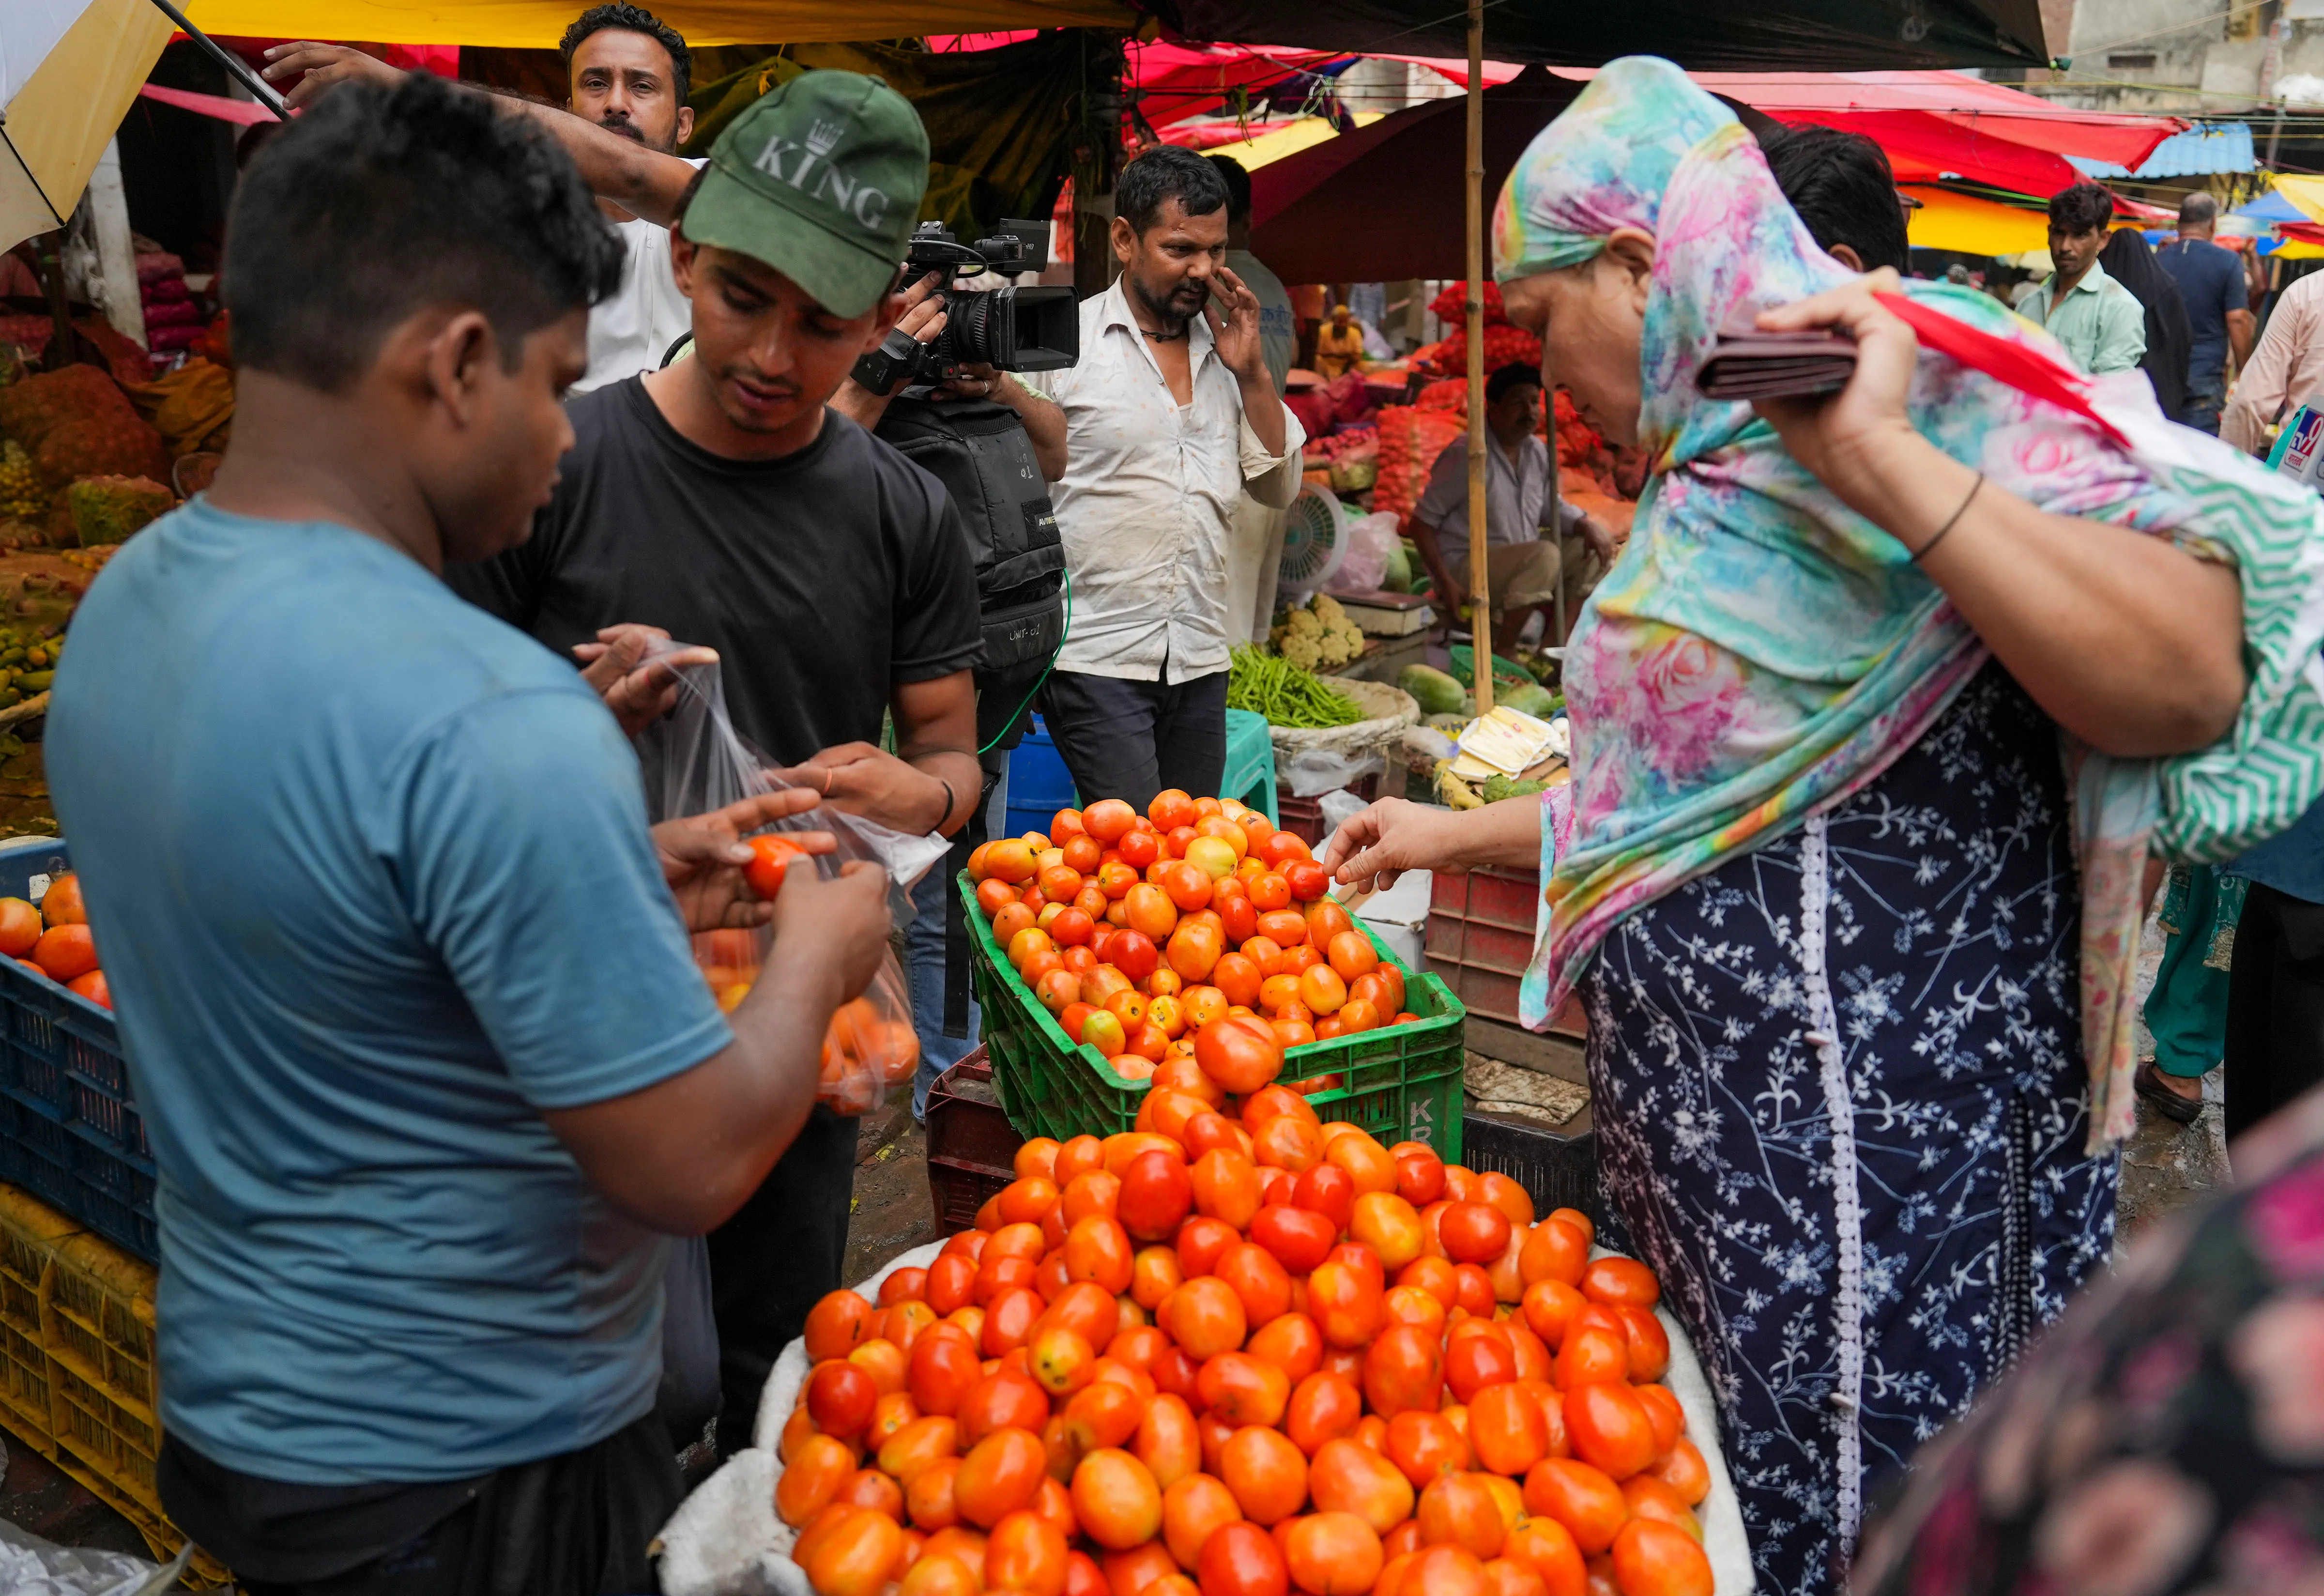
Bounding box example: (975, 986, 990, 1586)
(1506, 58, 2324, 1149)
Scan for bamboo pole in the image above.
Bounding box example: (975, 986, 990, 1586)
(1464, 0, 1491, 713)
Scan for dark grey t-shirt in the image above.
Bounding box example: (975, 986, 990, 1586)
(449, 376, 981, 762)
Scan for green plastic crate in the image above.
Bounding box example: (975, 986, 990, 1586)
(957, 875, 1467, 1160)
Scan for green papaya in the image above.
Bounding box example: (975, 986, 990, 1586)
(1382, 543, 1414, 593)
(1399, 663, 1467, 718)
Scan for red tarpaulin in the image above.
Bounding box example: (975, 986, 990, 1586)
(1124, 41, 1349, 127)
(1675, 70, 2183, 168)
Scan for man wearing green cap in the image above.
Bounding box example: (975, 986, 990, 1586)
(444, 72, 983, 1457)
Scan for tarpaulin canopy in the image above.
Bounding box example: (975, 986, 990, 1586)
(681, 34, 1089, 235)
(176, 0, 1131, 47)
(1247, 66, 1582, 286)
(2072, 120, 2254, 177)
(1147, 0, 2052, 71)
(1901, 185, 2055, 255)
(1125, 42, 1350, 129)
(4, 0, 175, 254)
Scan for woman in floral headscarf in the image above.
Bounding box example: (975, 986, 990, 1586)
(1322, 57, 2324, 1595)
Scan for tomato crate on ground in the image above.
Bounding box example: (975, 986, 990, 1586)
(0, 839, 156, 1263)
(924, 1050, 1018, 1236)
(958, 874, 1468, 1159)
(0, 1184, 229, 1584)
(1425, 864, 1587, 1039)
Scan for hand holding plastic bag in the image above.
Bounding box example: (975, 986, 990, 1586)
(631, 642, 927, 1115)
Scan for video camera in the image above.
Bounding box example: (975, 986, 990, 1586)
(850, 220, 1078, 393)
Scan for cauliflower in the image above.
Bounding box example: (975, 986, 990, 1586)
(1317, 629, 1353, 667)
(1280, 632, 1324, 669)
(1285, 608, 1323, 637)
(1311, 594, 1347, 628)
(1339, 623, 1365, 657)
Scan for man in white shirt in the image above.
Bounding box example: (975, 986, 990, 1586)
(1211, 155, 1297, 645)
(1026, 147, 1305, 810)
(263, 7, 704, 394)
(1412, 364, 1614, 657)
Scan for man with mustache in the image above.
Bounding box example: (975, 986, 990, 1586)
(1024, 145, 1305, 811)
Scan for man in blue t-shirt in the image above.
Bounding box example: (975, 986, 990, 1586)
(43, 75, 894, 1590)
(2156, 192, 2257, 436)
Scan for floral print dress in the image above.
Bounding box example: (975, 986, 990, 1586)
(1580, 665, 2119, 1596)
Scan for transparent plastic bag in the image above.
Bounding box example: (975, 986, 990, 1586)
(632, 641, 932, 1114)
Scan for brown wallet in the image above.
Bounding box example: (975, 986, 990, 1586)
(1694, 316, 1857, 400)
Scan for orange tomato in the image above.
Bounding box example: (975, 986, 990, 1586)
(1580, 1257, 1659, 1309)
(1325, 1134, 1399, 1197)
(1649, 1438, 1711, 1506)
(985, 1507, 1070, 1595)
(1418, 1472, 1507, 1559)
(1167, 920, 1224, 982)
(1198, 1350, 1293, 1428)
(31, 923, 96, 984)
(67, 970, 109, 1009)
(806, 1289, 876, 1362)
(1084, 800, 1138, 844)
(1520, 1219, 1591, 1291)
(777, 1432, 858, 1525)
(1306, 1435, 1416, 1534)
(1323, 930, 1379, 984)
(1620, 1475, 1699, 1539)
(905, 1456, 966, 1531)
(1522, 1458, 1628, 1555)
(1220, 1425, 1309, 1524)
(1307, 1258, 1384, 1349)
(880, 1413, 961, 1485)
(1468, 1381, 1550, 1477)
(1361, 1322, 1444, 1417)
(1167, 1276, 1249, 1360)
(1296, 965, 1348, 1016)
(1384, 1410, 1469, 1490)
(1502, 1520, 1588, 1596)
(1159, 1470, 1245, 1568)
(1348, 1191, 1425, 1271)
(1631, 1382, 1683, 1462)
(1132, 1392, 1202, 1491)
(1441, 1201, 1514, 1266)
(957, 1370, 1050, 1446)
(1608, 1519, 1712, 1596)
(801, 1504, 904, 1596)
(1067, 1448, 1162, 1551)
(1557, 1324, 1632, 1389)
(1285, 1511, 1384, 1596)
(1444, 1323, 1519, 1403)
(1191, 1147, 1264, 1230)
(955, 1427, 1051, 1528)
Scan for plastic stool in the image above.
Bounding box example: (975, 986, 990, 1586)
(1222, 708, 1279, 825)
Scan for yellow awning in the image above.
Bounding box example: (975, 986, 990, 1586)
(179, 0, 1131, 46)
(2, 0, 174, 254)
(1904, 185, 2148, 260)
(1194, 112, 1383, 174)
(2275, 239, 2324, 259)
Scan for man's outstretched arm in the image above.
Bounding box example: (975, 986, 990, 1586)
(262, 44, 698, 225)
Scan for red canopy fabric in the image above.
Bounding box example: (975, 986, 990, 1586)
(1125, 41, 1349, 128)
(1771, 108, 2085, 196)
(1681, 71, 2183, 169)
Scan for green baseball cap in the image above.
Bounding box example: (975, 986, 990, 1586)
(684, 70, 930, 319)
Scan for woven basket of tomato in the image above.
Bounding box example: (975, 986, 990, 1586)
(955, 790, 1468, 1160)
(742, 1078, 1742, 1596)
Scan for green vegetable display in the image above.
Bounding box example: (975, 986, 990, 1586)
(1499, 683, 1560, 721)
(1228, 645, 1364, 729)
(1481, 773, 1550, 803)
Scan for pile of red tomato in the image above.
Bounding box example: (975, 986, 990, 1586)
(966, 791, 1421, 1083)
(0, 874, 106, 1009)
(775, 1090, 1716, 1596)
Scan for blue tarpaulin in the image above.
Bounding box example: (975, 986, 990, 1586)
(2071, 120, 2255, 177)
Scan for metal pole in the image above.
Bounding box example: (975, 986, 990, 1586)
(141, 0, 290, 119)
(1464, 0, 1492, 714)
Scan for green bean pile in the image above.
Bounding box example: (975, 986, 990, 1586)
(1228, 644, 1364, 729)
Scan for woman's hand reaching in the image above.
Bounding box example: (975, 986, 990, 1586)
(1320, 796, 1545, 893)
(1749, 270, 1929, 520)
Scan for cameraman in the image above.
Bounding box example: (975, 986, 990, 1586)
(831, 270, 1066, 1120)
(830, 271, 1067, 478)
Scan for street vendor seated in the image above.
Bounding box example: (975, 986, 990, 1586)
(42, 75, 895, 1591)
(1409, 361, 1616, 657)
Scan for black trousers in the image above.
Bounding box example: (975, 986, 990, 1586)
(162, 1412, 680, 1595)
(1040, 668, 1228, 815)
(2224, 881, 2324, 1144)
(705, 1103, 858, 1455)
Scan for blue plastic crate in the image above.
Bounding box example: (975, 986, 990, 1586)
(0, 840, 153, 1260)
